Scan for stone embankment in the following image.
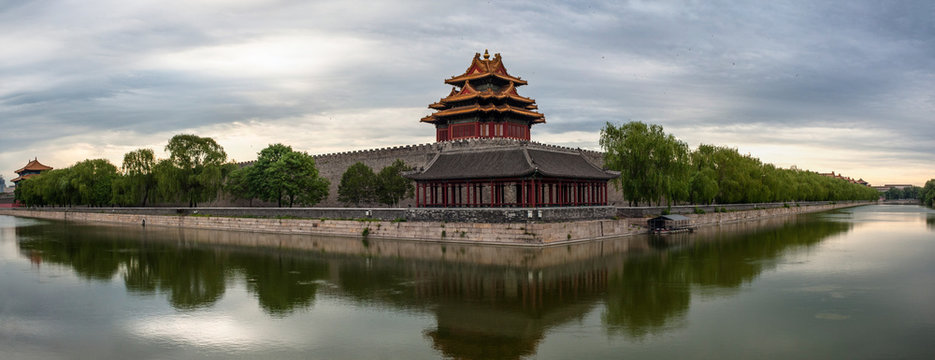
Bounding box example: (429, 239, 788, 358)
(0, 201, 869, 246)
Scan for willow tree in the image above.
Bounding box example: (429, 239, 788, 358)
(923, 179, 935, 207)
(601, 121, 690, 206)
(113, 148, 156, 206)
(69, 159, 119, 206)
(158, 134, 229, 207)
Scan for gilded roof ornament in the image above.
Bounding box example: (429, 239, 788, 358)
(483, 49, 490, 59)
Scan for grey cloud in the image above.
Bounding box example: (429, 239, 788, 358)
(1, 0, 933, 183)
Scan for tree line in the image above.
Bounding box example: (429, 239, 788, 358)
(15, 134, 414, 208)
(923, 180, 935, 207)
(600, 121, 881, 206)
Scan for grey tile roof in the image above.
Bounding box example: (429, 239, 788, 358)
(653, 214, 691, 221)
(405, 146, 619, 181)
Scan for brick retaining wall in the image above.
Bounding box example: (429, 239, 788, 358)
(0, 202, 869, 246)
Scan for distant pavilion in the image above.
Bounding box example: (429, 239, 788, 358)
(406, 51, 618, 207)
(11, 158, 53, 185)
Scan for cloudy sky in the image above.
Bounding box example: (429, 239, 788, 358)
(1, 0, 933, 186)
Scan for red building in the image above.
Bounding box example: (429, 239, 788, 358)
(422, 50, 545, 142)
(407, 51, 618, 207)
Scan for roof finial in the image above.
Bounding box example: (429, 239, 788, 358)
(483, 49, 490, 60)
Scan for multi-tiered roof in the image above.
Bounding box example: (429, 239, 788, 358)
(423, 50, 545, 142)
(12, 158, 53, 183)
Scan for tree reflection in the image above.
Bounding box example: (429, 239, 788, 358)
(15, 213, 853, 359)
(230, 253, 328, 316)
(603, 219, 852, 337)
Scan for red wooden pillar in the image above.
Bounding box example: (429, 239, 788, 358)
(534, 180, 539, 207)
(549, 183, 554, 206)
(588, 181, 593, 205)
(490, 181, 495, 207)
(518, 180, 523, 207)
(559, 181, 564, 206)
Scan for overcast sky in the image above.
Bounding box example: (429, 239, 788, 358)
(1, 0, 933, 186)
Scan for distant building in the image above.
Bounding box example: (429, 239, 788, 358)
(0, 176, 5, 193)
(11, 158, 53, 185)
(872, 184, 914, 193)
(817, 171, 869, 186)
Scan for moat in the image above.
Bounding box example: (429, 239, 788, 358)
(2, 204, 934, 359)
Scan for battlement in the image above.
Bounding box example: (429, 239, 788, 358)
(238, 139, 605, 166)
(313, 143, 439, 159)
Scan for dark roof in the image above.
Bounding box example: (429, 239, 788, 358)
(652, 214, 691, 221)
(15, 159, 52, 174)
(405, 146, 619, 181)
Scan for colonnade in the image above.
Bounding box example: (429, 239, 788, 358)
(416, 178, 608, 207)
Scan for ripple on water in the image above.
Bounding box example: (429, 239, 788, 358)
(815, 313, 851, 321)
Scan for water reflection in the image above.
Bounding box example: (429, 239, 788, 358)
(12, 213, 852, 359)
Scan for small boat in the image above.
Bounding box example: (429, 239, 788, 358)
(648, 214, 694, 234)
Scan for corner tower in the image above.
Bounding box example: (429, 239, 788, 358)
(422, 50, 545, 142)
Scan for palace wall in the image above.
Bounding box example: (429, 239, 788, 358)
(308, 138, 624, 207)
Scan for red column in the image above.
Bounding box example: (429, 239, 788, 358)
(490, 181, 495, 207)
(521, 180, 527, 207)
(558, 181, 563, 206)
(549, 183, 554, 206)
(533, 180, 538, 207)
(590, 182, 594, 205)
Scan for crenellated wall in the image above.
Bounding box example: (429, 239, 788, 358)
(0, 202, 869, 246)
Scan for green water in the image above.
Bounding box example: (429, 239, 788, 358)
(1, 205, 933, 359)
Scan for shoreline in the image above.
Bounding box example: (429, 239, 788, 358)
(0, 201, 871, 246)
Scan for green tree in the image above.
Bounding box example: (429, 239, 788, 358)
(225, 165, 256, 205)
(338, 162, 377, 206)
(116, 148, 157, 206)
(884, 187, 901, 200)
(689, 167, 719, 205)
(236, 144, 329, 207)
(922, 179, 935, 207)
(160, 134, 229, 207)
(601, 121, 690, 206)
(69, 159, 118, 206)
(375, 159, 414, 207)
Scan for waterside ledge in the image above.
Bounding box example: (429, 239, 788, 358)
(0, 202, 870, 246)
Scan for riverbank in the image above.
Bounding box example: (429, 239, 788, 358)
(0, 201, 871, 246)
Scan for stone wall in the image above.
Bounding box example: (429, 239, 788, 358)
(0, 202, 869, 246)
(0, 208, 639, 245)
(615, 200, 864, 218)
(2, 205, 615, 223)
